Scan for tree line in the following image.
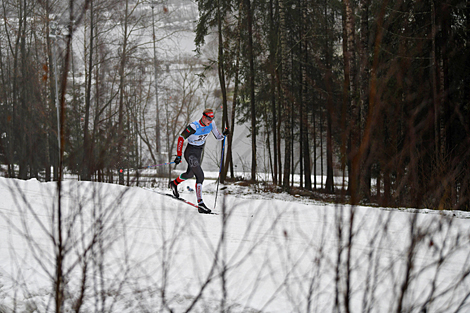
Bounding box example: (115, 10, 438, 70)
(0, 0, 469, 210)
(0, 0, 207, 185)
(201, 0, 470, 210)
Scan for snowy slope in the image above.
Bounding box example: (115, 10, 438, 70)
(1, 177, 470, 312)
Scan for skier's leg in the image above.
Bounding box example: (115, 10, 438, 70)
(170, 147, 195, 197)
(193, 165, 205, 204)
(188, 155, 210, 213)
(183, 146, 209, 213)
(195, 180, 210, 213)
(180, 167, 194, 181)
(181, 146, 199, 182)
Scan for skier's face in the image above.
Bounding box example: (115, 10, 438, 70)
(202, 115, 212, 126)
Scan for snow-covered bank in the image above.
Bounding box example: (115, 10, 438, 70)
(1, 177, 469, 312)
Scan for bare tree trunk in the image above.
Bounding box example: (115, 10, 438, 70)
(55, 0, 78, 309)
(279, 0, 290, 189)
(82, 0, 94, 181)
(371, 0, 389, 207)
(245, 0, 257, 182)
(359, 0, 371, 201)
(291, 100, 295, 187)
(277, 89, 282, 185)
(11, 6, 21, 179)
(224, 0, 243, 180)
(268, 0, 278, 185)
(18, 0, 28, 180)
(325, 0, 334, 193)
(45, 0, 53, 182)
(314, 110, 317, 189)
(301, 0, 312, 190)
(217, 0, 228, 183)
(117, 0, 129, 185)
(439, 1, 454, 207)
(343, 0, 359, 204)
(0, 26, 12, 177)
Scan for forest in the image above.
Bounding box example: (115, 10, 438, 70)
(0, 0, 469, 210)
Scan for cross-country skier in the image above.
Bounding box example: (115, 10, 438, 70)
(169, 109, 228, 214)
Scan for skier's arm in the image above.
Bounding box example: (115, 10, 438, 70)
(211, 121, 226, 141)
(176, 136, 184, 157)
(177, 125, 196, 156)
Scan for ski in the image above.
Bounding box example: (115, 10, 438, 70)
(142, 187, 218, 215)
(165, 193, 218, 215)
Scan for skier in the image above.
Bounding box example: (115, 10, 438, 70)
(169, 109, 228, 213)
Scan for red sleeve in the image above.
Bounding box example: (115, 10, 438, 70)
(176, 135, 184, 156)
(177, 124, 195, 156)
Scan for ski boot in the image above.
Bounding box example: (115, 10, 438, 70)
(169, 180, 179, 198)
(197, 202, 211, 214)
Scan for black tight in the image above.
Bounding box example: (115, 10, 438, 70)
(181, 144, 204, 184)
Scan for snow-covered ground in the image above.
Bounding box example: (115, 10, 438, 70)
(1, 177, 470, 312)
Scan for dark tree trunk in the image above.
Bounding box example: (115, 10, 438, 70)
(246, 0, 257, 182)
(82, 0, 94, 181)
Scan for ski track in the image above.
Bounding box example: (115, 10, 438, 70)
(1, 177, 470, 313)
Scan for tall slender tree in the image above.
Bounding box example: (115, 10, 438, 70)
(82, 0, 94, 181)
(301, 0, 312, 190)
(245, 0, 257, 182)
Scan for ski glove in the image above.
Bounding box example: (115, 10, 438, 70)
(223, 128, 229, 136)
(174, 156, 182, 165)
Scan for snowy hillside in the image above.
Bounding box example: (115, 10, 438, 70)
(1, 177, 470, 312)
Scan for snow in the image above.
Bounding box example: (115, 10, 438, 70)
(1, 177, 470, 312)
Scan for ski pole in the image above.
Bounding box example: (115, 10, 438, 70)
(214, 136, 226, 209)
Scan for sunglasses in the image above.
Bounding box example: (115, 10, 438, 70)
(203, 113, 214, 121)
